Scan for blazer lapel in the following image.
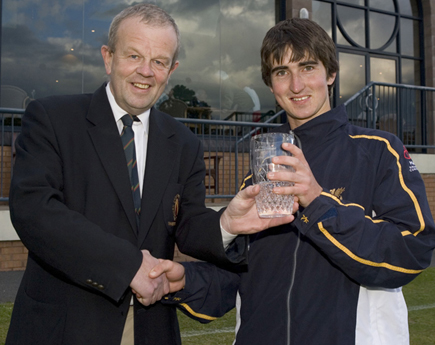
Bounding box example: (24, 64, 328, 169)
(86, 85, 138, 235)
(138, 108, 177, 244)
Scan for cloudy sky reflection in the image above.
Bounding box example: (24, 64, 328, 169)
(1, 0, 277, 114)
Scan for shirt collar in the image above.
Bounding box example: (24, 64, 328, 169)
(106, 82, 150, 133)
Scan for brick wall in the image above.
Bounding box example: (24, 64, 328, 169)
(422, 174, 435, 217)
(204, 152, 250, 199)
(0, 241, 27, 271)
(0, 149, 13, 200)
(0, 241, 194, 272)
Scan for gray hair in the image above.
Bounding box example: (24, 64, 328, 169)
(107, 3, 180, 68)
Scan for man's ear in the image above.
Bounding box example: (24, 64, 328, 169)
(327, 72, 337, 86)
(168, 60, 179, 78)
(101, 45, 113, 76)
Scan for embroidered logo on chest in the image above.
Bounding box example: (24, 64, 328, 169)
(403, 146, 418, 173)
(330, 187, 345, 200)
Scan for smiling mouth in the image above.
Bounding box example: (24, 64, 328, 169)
(292, 96, 309, 101)
(133, 83, 150, 89)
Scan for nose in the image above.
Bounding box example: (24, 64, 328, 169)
(289, 73, 305, 94)
(136, 60, 155, 77)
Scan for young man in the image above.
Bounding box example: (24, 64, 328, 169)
(152, 18, 435, 344)
(6, 4, 294, 345)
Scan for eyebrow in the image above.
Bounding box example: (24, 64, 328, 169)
(271, 60, 319, 74)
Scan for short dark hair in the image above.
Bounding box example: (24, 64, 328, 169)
(261, 18, 338, 93)
(107, 3, 180, 69)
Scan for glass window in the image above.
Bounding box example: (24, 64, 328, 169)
(337, 5, 365, 47)
(1, 0, 277, 119)
(314, 0, 422, 107)
(370, 57, 396, 83)
(338, 53, 366, 104)
(400, 18, 420, 57)
(397, 0, 413, 16)
(336, 29, 351, 47)
(402, 58, 420, 85)
(369, 0, 395, 12)
(312, 1, 332, 38)
(340, 0, 364, 5)
(369, 12, 396, 50)
(384, 37, 397, 54)
(1, 0, 109, 99)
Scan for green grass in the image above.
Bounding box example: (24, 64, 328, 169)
(403, 266, 435, 345)
(178, 309, 236, 345)
(0, 268, 434, 345)
(0, 304, 12, 345)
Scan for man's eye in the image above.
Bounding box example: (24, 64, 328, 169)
(276, 70, 287, 76)
(304, 66, 314, 71)
(130, 55, 139, 59)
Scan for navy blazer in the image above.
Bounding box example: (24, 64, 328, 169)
(7, 84, 246, 345)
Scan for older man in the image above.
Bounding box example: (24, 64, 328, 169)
(5, 4, 293, 345)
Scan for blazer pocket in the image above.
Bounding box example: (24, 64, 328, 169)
(163, 183, 184, 235)
(20, 287, 66, 344)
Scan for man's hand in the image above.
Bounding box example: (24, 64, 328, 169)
(130, 250, 169, 306)
(220, 185, 298, 235)
(149, 260, 186, 293)
(269, 143, 322, 207)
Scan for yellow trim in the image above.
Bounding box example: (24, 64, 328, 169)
(322, 192, 388, 224)
(179, 303, 218, 321)
(318, 222, 423, 274)
(367, 217, 385, 223)
(349, 134, 425, 236)
(239, 174, 253, 191)
(321, 192, 365, 211)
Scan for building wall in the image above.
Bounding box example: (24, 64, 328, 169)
(286, 0, 311, 19)
(422, 174, 435, 217)
(422, 1, 435, 146)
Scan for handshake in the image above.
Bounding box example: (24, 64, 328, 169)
(130, 250, 185, 306)
(129, 184, 301, 306)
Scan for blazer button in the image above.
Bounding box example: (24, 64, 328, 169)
(86, 279, 93, 285)
(97, 285, 105, 290)
(92, 282, 98, 287)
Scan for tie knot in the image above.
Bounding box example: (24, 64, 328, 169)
(121, 114, 139, 127)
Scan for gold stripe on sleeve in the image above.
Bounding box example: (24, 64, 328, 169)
(349, 135, 425, 236)
(179, 303, 218, 321)
(318, 222, 423, 274)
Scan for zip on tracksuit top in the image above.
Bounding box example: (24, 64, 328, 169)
(164, 105, 435, 345)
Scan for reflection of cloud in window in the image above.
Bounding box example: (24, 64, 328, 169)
(172, 3, 220, 37)
(370, 58, 395, 84)
(337, 6, 365, 47)
(2, 0, 277, 110)
(338, 53, 365, 101)
(164, 0, 276, 110)
(370, 12, 395, 49)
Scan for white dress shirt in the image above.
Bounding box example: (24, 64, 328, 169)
(105, 83, 235, 247)
(106, 83, 149, 198)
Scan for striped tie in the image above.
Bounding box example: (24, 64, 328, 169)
(121, 114, 141, 229)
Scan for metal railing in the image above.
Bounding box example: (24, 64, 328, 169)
(3, 81, 435, 202)
(178, 113, 283, 200)
(0, 107, 283, 202)
(344, 82, 435, 151)
(0, 108, 23, 202)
